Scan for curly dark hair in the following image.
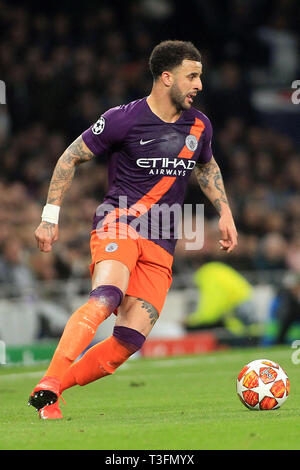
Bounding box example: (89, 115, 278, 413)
(149, 40, 201, 80)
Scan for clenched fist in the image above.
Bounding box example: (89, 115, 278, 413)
(35, 221, 59, 252)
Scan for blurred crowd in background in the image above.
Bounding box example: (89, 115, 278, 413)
(0, 0, 300, 289)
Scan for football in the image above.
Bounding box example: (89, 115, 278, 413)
(236, 359, 290, 410)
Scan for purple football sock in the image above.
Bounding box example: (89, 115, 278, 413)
(113, 326, 146, 352)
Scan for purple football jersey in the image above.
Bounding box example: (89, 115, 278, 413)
(82, 97, 213, 255)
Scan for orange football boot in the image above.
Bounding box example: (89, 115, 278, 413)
(39, 400, 64, 420)
(28, 376, 64, 413)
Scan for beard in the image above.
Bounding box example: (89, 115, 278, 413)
(169, 82, 190, 112)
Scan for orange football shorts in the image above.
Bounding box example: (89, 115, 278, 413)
(89, 223, 173, 314)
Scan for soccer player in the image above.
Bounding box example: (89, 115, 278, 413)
(28, 40, 237, 419)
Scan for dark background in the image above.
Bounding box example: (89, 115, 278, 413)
(0, 0, 299, 286)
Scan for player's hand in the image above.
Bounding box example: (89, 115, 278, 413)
(34, 221, 59, 252)
(218, 211, 238, 253)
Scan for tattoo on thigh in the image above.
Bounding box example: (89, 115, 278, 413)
(136, 298, 159, 325)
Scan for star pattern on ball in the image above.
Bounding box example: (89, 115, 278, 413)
(236, 359, 289, 411)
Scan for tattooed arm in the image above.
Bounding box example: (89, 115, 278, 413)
(35, 136, 95, 252)
(194, 156, 229, 214)
(194, 156, 238, 253)
(46, 136, 95, 206)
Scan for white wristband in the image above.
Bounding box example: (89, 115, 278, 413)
(41, 204, 60, 224)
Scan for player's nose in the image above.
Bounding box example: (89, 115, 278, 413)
(195, 78, 203, 91)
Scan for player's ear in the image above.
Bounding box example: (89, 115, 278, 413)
(161, 71, 173, 88)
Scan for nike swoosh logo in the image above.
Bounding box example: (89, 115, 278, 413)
(140, 138, 155, 145)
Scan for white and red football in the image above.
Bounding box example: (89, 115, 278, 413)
(236, 359, 290, 410)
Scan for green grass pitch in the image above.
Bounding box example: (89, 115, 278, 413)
(0, 345, 299, 450)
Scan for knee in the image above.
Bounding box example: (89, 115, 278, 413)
(90, 284, 124, 311)
(68, 284, 125, 339)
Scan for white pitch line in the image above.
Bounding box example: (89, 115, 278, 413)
(0, 370, 45, 381)
(0, 348, 291, 380)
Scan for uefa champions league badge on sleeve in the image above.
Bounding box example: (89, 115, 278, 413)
(185, 134, 198, 151)
(105, 242, 119, 253)
(92, 116, 106, 135)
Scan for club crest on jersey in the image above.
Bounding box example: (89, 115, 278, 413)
(185, 134, 198, 151)
(105, 242, 119, 253)
(92, 116, 106, 135)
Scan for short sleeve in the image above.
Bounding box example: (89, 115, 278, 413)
(198, 116, 213, 163)
(82, 106, 129, 156)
